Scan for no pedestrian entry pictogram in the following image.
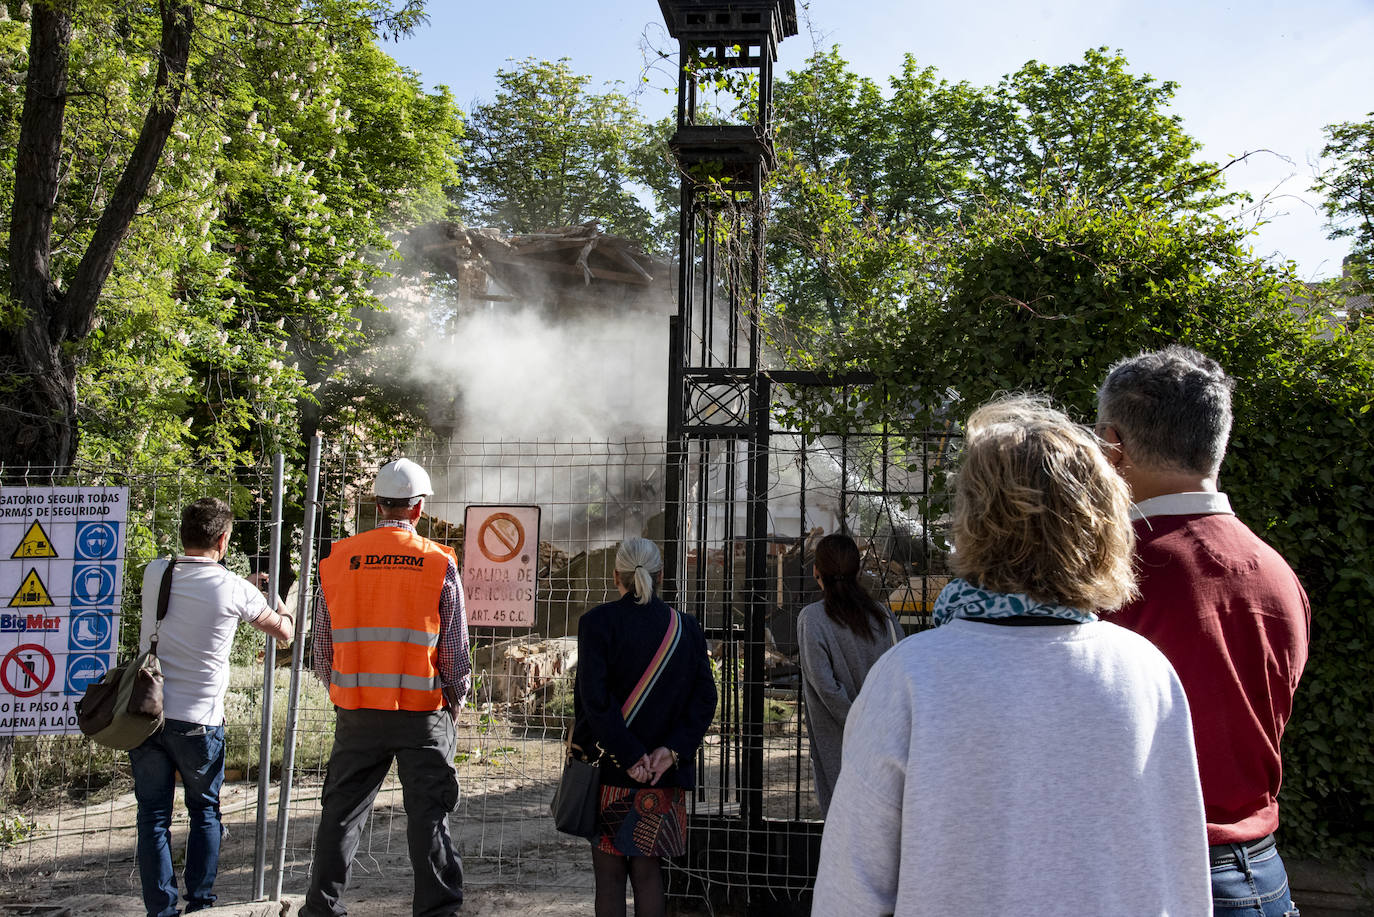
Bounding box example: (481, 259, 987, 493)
(477, 512, 526, 564)
(2, 643, 56, 698)
(12, 520, 58, 559)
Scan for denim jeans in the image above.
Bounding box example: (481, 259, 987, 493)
(1211, 840, 1299, 916)
(129, 719, 227, 917)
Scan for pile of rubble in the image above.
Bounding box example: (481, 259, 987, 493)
(403, 221, 673, 316)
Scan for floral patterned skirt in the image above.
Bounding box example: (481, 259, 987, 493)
(593, 785, 687, 857)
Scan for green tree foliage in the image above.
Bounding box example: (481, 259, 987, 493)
(1315, 112, 1374, 284)
(462, 58, 668, 248)
(776, 196, 1374, 862)
(766, 47, 1374, 865)
(1001, 48, 1230, 211)
(768, 47, 1233, 339)
(170, 5, 463, 458)
(0, 0, 461, 474)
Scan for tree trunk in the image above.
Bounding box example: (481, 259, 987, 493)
(0, 315, 77, 475)
(1, 5, 74, 477)
(1, 1, 194, 479)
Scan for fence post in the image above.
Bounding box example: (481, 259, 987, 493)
(252, 453, 286, 899)
(273, 433, 322, 899)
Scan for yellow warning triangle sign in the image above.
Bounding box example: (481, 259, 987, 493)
(11, 520, 57, 559)
(9, 569, 54, 607)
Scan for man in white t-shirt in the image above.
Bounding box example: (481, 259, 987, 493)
(130, 498, 293, 917)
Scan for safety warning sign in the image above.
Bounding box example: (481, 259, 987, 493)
(0, 487, 128, 736)
(462, 505, 540, 628)
(2, 644, 55, 697)
(12, 521, 57, 559)
(9, 569, 54, 607)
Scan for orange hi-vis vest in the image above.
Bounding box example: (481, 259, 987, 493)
(318, 526, 455, 711)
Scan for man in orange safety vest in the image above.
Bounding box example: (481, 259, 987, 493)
(303, 458, 471, 917)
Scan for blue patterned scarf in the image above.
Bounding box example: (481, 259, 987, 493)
(932, 578, 1097, 626)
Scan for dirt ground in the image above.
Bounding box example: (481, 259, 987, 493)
(0, 723, 739, 917)
(1, 779, 711, 916)
(4, 889, 605, 916)
(6, 728, 1366, 917)
(0, 701, 818, 917)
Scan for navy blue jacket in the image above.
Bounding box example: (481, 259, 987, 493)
(573, 594, 717, 789)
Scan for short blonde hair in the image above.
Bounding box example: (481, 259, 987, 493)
(951, 395, 1137, 612)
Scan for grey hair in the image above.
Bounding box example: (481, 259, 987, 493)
(615, 537, 663, 606)
(1097, 345, 1235, 476)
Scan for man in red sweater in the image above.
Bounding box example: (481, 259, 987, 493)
(1097, 346, 1309, 917)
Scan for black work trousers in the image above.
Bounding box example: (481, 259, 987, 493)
(303, 707, 463, 917)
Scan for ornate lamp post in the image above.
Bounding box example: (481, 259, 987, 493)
(659, 2, 802, 909)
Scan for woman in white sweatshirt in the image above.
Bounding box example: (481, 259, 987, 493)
(813, 395, 1211, 917)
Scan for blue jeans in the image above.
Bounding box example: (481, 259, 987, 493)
(1211, 840, 1299, 916)
(129, 720, 227, 917)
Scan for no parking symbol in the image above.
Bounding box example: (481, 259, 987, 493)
(477, 512, 526, 563)
(462, 505, 541, 628)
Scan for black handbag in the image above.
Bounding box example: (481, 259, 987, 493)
(76, 558, 177, 750)
(550, 738, 602, 838)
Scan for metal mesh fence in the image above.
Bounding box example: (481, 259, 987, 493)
(2, 429, 952, 910)
(277, 439, 676, 895)
(0, 461, 282, 906)
(662, 417, 954, 907)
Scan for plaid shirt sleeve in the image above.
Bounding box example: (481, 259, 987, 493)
(311, 590, 333, 687)
(437, 556, 472, 709)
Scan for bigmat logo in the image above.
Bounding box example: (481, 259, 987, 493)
(1, 611, 61, 632)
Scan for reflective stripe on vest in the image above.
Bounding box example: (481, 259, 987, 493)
(332, 626, 440, 648)
(318, 526, 454, 711)
(330, 670, 442, 693)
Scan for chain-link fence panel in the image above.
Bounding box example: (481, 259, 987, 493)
(0, 460, 285, 908)
(276, 439, 673, 896)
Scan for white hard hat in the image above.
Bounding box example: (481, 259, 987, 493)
(374, 458, 433, 501)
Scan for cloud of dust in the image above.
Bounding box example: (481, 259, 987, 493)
(361, 283, 672, 548)
(412, 303, 668, 441)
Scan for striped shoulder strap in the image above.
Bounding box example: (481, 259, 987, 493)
(620, 607, 683, 725)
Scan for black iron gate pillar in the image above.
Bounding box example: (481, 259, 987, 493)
(659, 0, 798, 903)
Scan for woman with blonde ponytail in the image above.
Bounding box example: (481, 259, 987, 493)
(617, 537, 660, 606)
(572, 537, 716, 917)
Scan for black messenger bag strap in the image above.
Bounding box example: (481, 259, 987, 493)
(150, 557, 179, 656)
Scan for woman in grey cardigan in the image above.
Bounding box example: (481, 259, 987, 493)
(797, 534, 900, 815)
